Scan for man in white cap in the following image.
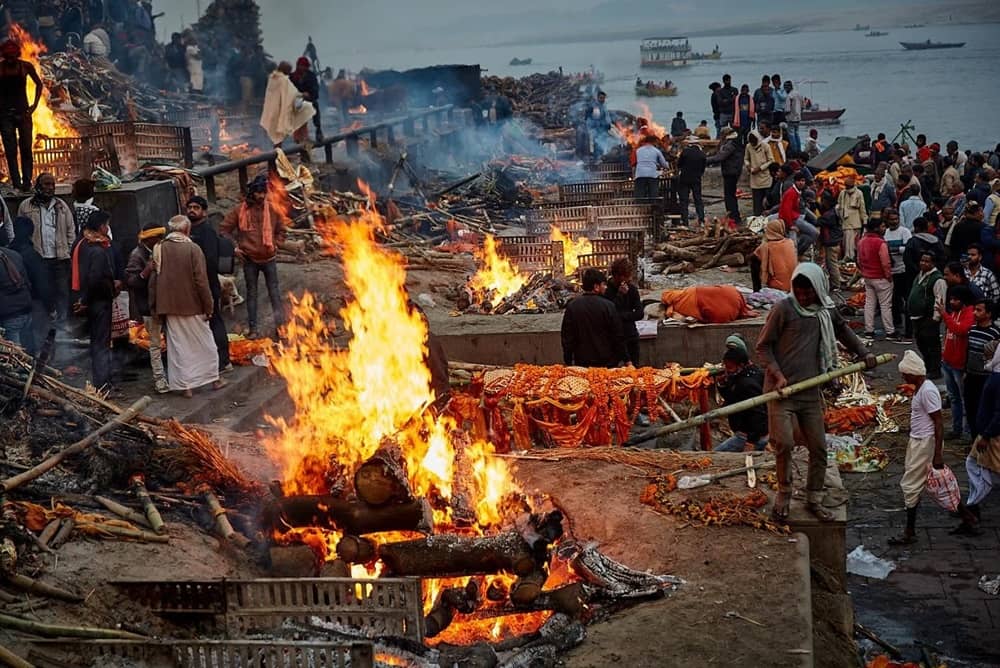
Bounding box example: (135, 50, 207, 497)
(892, 349, 957, 544)
(756, 263, 875, 523)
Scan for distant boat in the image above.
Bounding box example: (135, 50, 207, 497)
(690, 46, 722, 60)
(801, 108, 846, 124)
(866, 31, 888, 37)
(640, 36, 691, 68)
(509, 57, 532, 66)
(635, 83, 678, 97)
(903, 23, 924, 28)
(900, 40, 965, 50)
(854, 24, 870, 31)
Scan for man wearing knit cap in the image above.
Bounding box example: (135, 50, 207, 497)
(892, 350, 946, 545)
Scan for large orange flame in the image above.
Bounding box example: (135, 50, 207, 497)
(10, 25, 76, 141)
(550, 226, 592, 275)
(468, 235, 527, 304)
(616, 101, 668, 149)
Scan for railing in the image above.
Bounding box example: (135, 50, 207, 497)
(196, 105, 456, 202)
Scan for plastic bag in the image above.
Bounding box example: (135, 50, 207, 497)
(846, 545, 895, 579)
(925, 465, 960, 512)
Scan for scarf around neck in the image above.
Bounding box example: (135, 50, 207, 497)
(152, 231, 192, 273)
(70, 228, 111, 292)
(238, 201, 274, 254)
(789, 263, 837, 373)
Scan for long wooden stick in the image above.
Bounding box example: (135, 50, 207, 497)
(0, 613, 145, 640)
(129, 476, 165, 535)
(0, 397, 151, 493)
(626, 355, 895, 446)
(2, 574, 82, 603)
(94, 496, 153, 529)
(0, 643, 32, 668)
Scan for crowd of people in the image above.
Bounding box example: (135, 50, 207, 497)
(0, 172, 290, 398)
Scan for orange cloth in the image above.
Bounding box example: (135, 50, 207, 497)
(661, 286, 755, 323)
(753, 220, 798, 291)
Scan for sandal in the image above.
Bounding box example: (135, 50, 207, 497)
(887, 533, 916, 546)
(807, 503, 836, 522)
(212, 379, 229, 391)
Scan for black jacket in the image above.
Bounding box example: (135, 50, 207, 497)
(0, 247, 32, 319)
(677, 146, 707, 185)
(561, 293, 626, 367)
(604, 279, 643, 340)
(716, 84, 737, 112)
(717, 364, 768, 441)
(75, 239, 116, 306)
(125, 243, 153, 317)
(904, 232, 946, 273)
(291, 69, 321, 105)
(9, 235, 46, 304)
(189, 220, 223, 297)
(949, 219, 984, 261)
(706, 138, 743, 178)
(817, 207, 843, 247)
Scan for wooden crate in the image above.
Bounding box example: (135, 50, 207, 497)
(22, 130, 120, 183)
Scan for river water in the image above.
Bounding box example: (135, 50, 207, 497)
(338, 23, 1000, 151)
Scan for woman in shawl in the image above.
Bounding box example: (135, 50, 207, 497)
(755, 263, 876, 522)
(752, 219, 797, 292)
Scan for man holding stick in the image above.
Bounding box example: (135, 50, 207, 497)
(756, 263, 876, 522)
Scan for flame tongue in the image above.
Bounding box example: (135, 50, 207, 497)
(550, 227, 592, 275)
(10, 24, 76, 142)
(468, 235, 527, 304)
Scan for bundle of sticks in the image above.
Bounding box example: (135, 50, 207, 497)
(649, 231, 761, 274)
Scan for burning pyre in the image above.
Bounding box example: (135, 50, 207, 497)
(11, 25, 76, 142)
(261, 185, 678, 649)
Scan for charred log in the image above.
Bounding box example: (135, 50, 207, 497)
(264, 495, 433, 535)
(335, 535, 377, 564)
(380, 532, 538, 578)
(509, 571, 547, 606)
(424, 579, 481, 638)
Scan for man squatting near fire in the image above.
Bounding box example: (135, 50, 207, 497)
(756, 263, 877, 523)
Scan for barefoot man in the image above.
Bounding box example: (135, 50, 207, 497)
(756, 263, 876, 522)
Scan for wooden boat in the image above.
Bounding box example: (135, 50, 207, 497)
(900, 40, 965, 50)
(690, 47, 722, 60)
(853, 24, 870, 31)
(866, 31, 888, 37)
(801, 108, 845, 124)
(635, 84, 678, 97)
(509, 57, 533, 66)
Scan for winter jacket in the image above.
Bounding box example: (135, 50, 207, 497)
(904, 232, 946, 273)
(561, 293, 626, 367)
(817, 207, 843, 247)
(74, 238, 116, 306)
(950, 218, 985, 262)
(149, 237, 213, 317)
(837, 187, 867, 232)
(125, 243, 154, 318)
(706, 138, 743, 178)
(778, 186, 801, 229)
(220, 202, 288, 265)
(871, 179, 896, 212)
(18, 197, 75, 260)
(0, 247, 32, 319)
(189, 220, 226, 297)
(676, 145, 707, 185)
(942, 306, 974, 370)
(9, 233, 46, 304)
(744, 139, 773, 190)
(604, 279, 643, 340)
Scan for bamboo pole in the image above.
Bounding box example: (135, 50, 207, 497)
(204, 492, 250, 549)
(0, 397, 151, 493)
(0, 643, 32, 668)
(94, 496, 153, 529)
(0, 613, 145, 640)
(129, 476, 165, 535)
(626, 354, 895, 447)
(2, 574, 82, 603)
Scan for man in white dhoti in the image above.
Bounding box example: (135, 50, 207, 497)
(149, 216, 226, 398)
(260, 61, 316, 148)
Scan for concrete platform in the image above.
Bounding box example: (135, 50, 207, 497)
(4, 180, 180, 262)
(427, 311, 766, 367)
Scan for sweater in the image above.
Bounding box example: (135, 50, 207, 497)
(778, 186, 801, 228)
(857, 233, 892, 280)
(883, 226, 912, 275)
(706, 139, 743, 178)
(908, 269, 945, 320)
(149, 238, 213, 317)
(942, 306, 974, 369)
(220, 202, 288, 265)
(718, 365, 768, 441)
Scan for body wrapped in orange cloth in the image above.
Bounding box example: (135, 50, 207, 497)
(661, 285, 756, 323)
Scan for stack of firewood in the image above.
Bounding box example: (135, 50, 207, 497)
(649, 231, 761, 275)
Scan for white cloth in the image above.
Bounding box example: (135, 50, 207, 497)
(901, 434, 935, 508)
(966, 454, 998, 506)
(186, 45, 204, 91)
(164, 314, 219, 391)
(910, 378, 941, 438)
(260, 71, 316, 145)
(899, 349, 927, 376)
(38, 200, 57, 258)
(83, 28, 110, 57)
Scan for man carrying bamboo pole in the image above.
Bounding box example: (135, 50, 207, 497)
(756, 263, 876, 522)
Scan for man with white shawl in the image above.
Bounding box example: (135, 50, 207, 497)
(149, 216, 226, 398)
(756, 263, 875, 522)
(954, 340, 1000, 535)
(260, 61, 316, 147)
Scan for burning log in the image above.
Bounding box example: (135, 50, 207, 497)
(487, 578, 510, 602)
(353, 441, 412, 507)
(269, 545, 319, 577)
(380, 532, 537, 578)
(319, 559, 351, 578)
(534, 583, 587, 618)
(509, 570, 547, 606)
(265, 495, 433, 536)
(424, 579, 481, 638)
(335, 535, 376, 564)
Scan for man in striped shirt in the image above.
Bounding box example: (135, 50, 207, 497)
(966, 244, 1000, 309)
(965, 299, 1000, 439)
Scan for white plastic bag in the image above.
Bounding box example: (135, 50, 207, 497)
(925, 465, 961, 512)
(846, 545, 895, 580)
